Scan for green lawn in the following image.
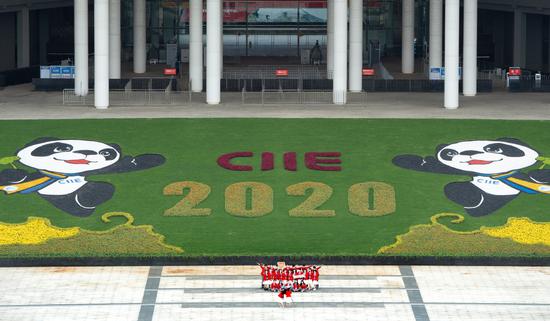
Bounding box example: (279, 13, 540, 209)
(0, 118, 549, 257)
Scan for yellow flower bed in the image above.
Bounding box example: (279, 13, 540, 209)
(0, 217, 79, 245)
(482, 218, 550, 246)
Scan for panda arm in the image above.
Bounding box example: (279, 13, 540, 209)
(0, 169, 33, 185)
(528, 169, 550, 184)
(87, 154, 166, 175)
(392, 155, 467, 175)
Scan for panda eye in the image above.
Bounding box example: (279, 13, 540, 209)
(53, 146, 72, 153)
(439, 148, 459, 161)
(98, 148, 117, 160)
(484, 146, 503, 154)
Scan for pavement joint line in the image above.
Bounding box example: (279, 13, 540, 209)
(178, 302, 387, 309)
(400, 266, 430, 321)
(0, 302, 549, 308)
(137, 266, 163, 321)
(156, 275, 389, 280)
(153, 287, 384, 293)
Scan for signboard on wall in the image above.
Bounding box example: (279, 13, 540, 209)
(362, 68, 375, 76)
(430, 67, 441, 80)
(164, 68, 177, 76)
(439, 67, 462, 80)
(42, 66, 75, 79)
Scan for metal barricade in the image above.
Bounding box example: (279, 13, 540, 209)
(63, 89, 191, 106)
(241, 89, 366, 105)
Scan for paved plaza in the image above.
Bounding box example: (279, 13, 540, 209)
(1, 84, 550, 120)
(0, 265, 548, 321)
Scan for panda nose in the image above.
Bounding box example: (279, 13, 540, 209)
(460, 150, 482, 156)
(73, 150, 97, 156)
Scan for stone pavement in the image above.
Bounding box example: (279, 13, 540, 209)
(0, 265, 548, 321)
(1, 84, 550, 120)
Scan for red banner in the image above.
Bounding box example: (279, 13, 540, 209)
(164, 68, 177, 76)
(275, 69, 289, 77)
(362, 68, 375, 76)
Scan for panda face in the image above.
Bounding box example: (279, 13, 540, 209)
(17, 140, 120, 174)
(437, 140, 539, 175)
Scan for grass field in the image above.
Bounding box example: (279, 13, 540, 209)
(0, 118, 549, 258)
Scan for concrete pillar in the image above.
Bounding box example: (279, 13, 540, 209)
(463, 0, 477, 96)
(401, 0, 414, 74)
(333, 0, 347, 104)
(94, 0, 109, 109)
(327, 0, 334, 78)
(349, 0, 363, 92)
(525, 14, 543, 70)
(207, 0, 221, 104)
(444, 0, 459, 109)
(220, 2, 223, 74)
(190, 0, 204, 92)
(74, 0, 88, 96)
(38, 11, 50, 65)
(17, 7, 30, 68)
(429, 0, 442, 78)
(133, 0, 146, 73)
(109, 0, 121, 79)
(513, 9, 525, 68)
(548, 17, 550, 73)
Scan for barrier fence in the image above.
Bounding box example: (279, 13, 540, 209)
(508, 75, 550, 92)
(64, 88, 366, 106)
(63, 89, 192, 106)
(241, 87, 367, 105)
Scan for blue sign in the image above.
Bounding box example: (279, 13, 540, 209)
(50, 67, 61, 75)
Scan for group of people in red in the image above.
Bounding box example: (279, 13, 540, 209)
(259, 263, 321, 307)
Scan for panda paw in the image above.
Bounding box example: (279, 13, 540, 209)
(529, 169, 550, 184)
(392, 155, 425, 169)
(130, 154, 166, 169)
(0, 169, 29, 185)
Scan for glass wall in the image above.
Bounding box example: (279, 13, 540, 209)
(119, 0, 427, 62)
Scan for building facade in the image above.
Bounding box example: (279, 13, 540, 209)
(1, 0, 549, 107)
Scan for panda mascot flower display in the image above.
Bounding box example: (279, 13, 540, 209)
(0, 138, 165, 217)
(393, 138, 550, 216)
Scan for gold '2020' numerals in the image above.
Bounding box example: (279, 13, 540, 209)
(162, 181, 396, 217)
(225, 182, 274, 217)
(286, 182, 336, 217)
(163, 181, 212, 216)
(348, 182, 396, 216)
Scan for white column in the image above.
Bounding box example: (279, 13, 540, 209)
(463, 0, 477, 96)
(327, 0, 334, 78)
(109, 0, 121, 79)
(220, 2, 223, 74)
(401, 0, 414, 74)
(332, 0, 347, 104)
(190, 0, 204, 92)
(94, 0, 109, 109)
(513, 9, 525, 68)
(133, 0, 146, 73)
(349, 0, 363, 92)
(207, 0, 221, 104)
(74, 0, 88, 96)
(429, 0, 442, 78)
(444, 0, 459, 109)
(17, 7, 30, 68)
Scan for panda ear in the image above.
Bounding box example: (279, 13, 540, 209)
(496, 137, 533, 148)
(435, 144, 449, 153)
(108, 143, 122, 153)
(24, 137, 60, 148)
